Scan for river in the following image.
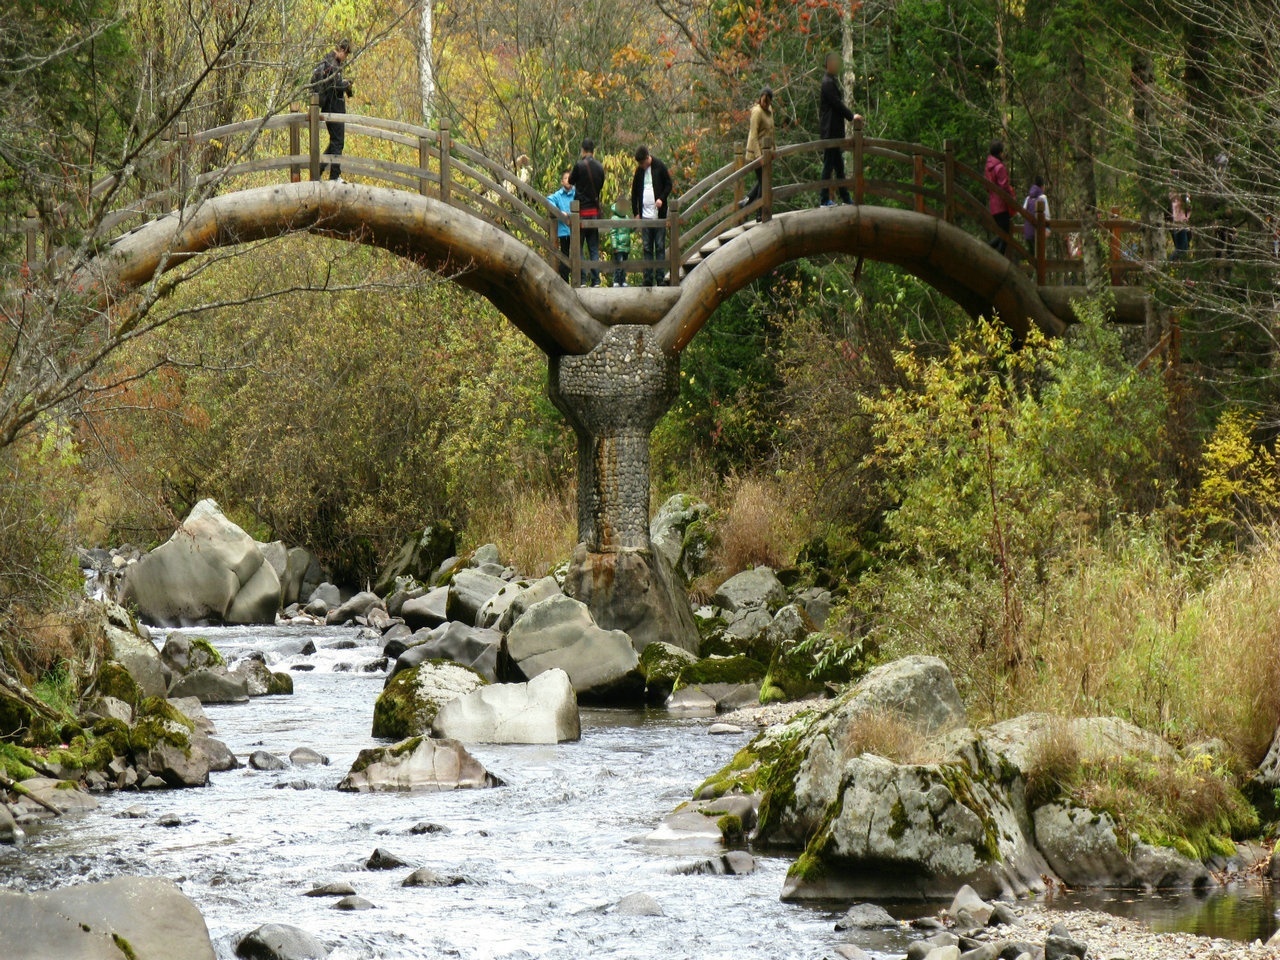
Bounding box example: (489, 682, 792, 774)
(0, 625, 1274, 958)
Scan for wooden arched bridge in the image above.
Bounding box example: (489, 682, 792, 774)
(11, 101, 1155, 358)
(4, 102, 1157, 652)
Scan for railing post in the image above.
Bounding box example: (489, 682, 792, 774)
(177, 121, 190, 209)
(913, 153, 926, 214)
(418, 136, 431, 196)
(761, 148, 774, 224)
(22, 206, 39, 272)
(668, 198, 682, 286)
(288, 104, 302, 183)
(438, 118, 452, 205)
(308, 93, 321, 181)
(1035, 196, 1048, 286)
(570, 200, 581, 288)
(943, 139, 956, 223)
(733, 146, 745, 214)
(852, 115, 865, 205)
(1109, 205, 1122, 286)
(548, 214, 561, 273)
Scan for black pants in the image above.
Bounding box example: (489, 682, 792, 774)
(821, 147, 851, 204)
(990, 211, 1011, 255)
(642, 224, 666, 286)
(745, 168, 762, 205)
(1171, 228, 1190, 260)
(580, 212, 601, 286)
(558, 235, 571, 281)
(323, 120, 345, 180)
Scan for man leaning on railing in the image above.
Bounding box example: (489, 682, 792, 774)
(312, 39, 353, 183)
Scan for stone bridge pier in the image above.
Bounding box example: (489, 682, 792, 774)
(549, 325, 700, 654)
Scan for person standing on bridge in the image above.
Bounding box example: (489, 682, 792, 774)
(569, 139, 607, 286)
(548, 169, 576, 282)
(631, 145, 673, 287)
(741, 87, 775, 212)
(312, 39, 353, 183)
(985, 140, 1016, 255)
(1022, 176, 1049, 262)
(819, 53, 856, 206)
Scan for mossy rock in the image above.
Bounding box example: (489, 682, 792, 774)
(266, 671, 294, 695)
(371, 661, 486, 740)
(96, 661, 143, 709)
(349, 735, 426, 775)
(128, 696, 195, 756)
(188, 636, 225, 668)
(761, 643, 827, 704)
(0, 741, 41, 780)
(639, 642, 698, 704)
(674, 655, 766, 691)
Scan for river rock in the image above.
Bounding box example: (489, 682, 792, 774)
(374, 522, 456, 597)
(402, 868, 467, 887)
(649, 493, 711, 581)
(611, 892, 664, 916)
(103, 624, 167, 698)
(561, 543, 700, 654)
(168, 667, 249, 703)
(141, 735, 210, 787)
(983, 713, 1177, 775)
(834, 903, 897, 930)
(120, 499, 280, 627)
(496, 576, 562, 632)
(0, 804, 22, 844)
(711, 566, 787, 613)
(325, 591, 384, 625)
(366, 847, 409, 869)
(400, 587, 449, 631)
(232, 658, 292, 697)
(946, 884, 993, 925)
(198, 735, 240, 771)
(392, 622, 501, 682)
(167, 696, 215, 735)
(432, 669, 580, 744)
(305, 882, 356, 897)
(504, 594, 642, 702)
(235, 922, 329, 959)
(305, 583, 341, 615)
(159, 634, 224, 676)
(83, 695, 133, 725)
(445, 569, 507, 624)
(0, 875, 214, 959)
(336, 736, 503, 792)
(638, 641, 699, 703)
(249, 750, 287, 771)
(333, 896, 374, 910)
(372, 660, 487, 739)
(674, 850, 756, 875)
(290, 747, 328, 767)
(475, 580, 529, 629)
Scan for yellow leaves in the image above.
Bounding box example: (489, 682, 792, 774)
(1191, 408, 1280, 534)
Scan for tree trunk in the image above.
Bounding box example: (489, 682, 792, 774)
(419, 0, 435, 122)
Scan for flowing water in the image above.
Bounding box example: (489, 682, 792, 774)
(0, 625, 1274, 957)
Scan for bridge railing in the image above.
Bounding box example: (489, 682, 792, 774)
(5, 105, 1157, 292)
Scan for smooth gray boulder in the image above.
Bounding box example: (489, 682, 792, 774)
(103, 623, 167, 698)
(432, 669, 580, 744)
(236, 922, 329, 959)
(0, 804, 22, 845)
(611, 892, 664, 916)
(168, 667, 249, 703)
(475, 580, 528, 629)
(336, 736, 503, 793)
(391, 622, 501, 682)
(400, 587, 449, 631)
(675, 850, 756, 875)
(496, 576, 561, 632)
(711, 566, 787, 613)
(11, 778, 99, 817)
(374, 523, 456, 597)
(325, 591, 383, 625)
(650, 493, 711, 577)
(120, 499, 280, 627)
(159, 634, 224, 677)
(446, 569, 507, 624)
(834, 903, 897, 930)
(505, 594, 642, 701)
(141, 734, 210, 787)
(0, 876, 214, 959)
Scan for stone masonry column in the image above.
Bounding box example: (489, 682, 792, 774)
(549, 325, 699, 653)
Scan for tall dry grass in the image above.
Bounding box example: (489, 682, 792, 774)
(462, 485, 577, 578)
(713, 476, 809, 580)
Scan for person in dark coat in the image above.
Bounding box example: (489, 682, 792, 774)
(819, 52, 855, 206)
(569, 138, 607, 286)
(311, 39, 353, 182)
(630, 145, 673, 286)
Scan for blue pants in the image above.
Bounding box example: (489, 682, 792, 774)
(642, 224, 666, 286)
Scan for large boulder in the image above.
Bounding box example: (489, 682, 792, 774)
(103, 624, 167, 699)
(446, 569, 507, 624)
(711, 566, 787, 614)
(120, 499, 280, 627)
(650, 494, 712, 582)
(168, 667, 249, 703)
(324, 591, 383, 625)
(496, 576, 562, 632)
(373, 522, 457, 597)
(0, 876, 214, 959)
(504, 594, 642, 702)
(400, 587, 449, 631)
(372, 661, 487, 739)
(562, 543, 699, 654)
(336, 736, 503, 792)
(159, 634, 224, 677)
(475, 580, 529, 629)
(235, 923, 329, 960)
(391, 622, 501, 682)
(432, 669, 580, 744)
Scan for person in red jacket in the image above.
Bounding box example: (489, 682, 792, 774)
(985, 140, 1016, 255)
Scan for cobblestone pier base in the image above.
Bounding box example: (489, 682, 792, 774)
(549, 326, 699, 653)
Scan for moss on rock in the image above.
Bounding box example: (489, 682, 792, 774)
(639, 642, 697, 703)
(266, 671, 294, 695)
(187, 637, 225, 668)
(371, 661, 485, 740)
(95, 662, 142, 709)
(674, 655, 766, 691)
(0, 741, 40, 780)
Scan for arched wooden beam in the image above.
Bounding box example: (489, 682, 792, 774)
(93, 182, 607, 356)
(654, 206, 1066, 355)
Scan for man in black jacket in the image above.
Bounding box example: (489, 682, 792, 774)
(312, 39, 353, 182)
(819, 52, 855, 205)
(569, 138, 607, 285)
(630, 145, 673, 286)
